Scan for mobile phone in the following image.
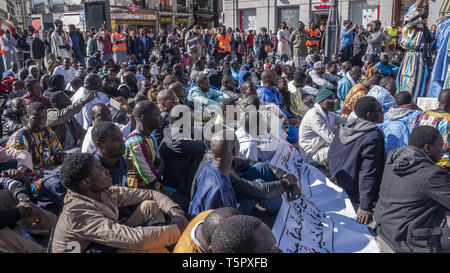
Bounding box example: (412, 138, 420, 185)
(109, 97, 121, 110)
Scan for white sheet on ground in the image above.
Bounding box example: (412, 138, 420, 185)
(269, 139, 379, 253)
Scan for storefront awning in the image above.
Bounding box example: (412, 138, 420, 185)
(441, 0, 450, 16)
(0, 19, 16, 36)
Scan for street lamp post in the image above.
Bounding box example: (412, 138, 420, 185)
(324, 0, 339, 64)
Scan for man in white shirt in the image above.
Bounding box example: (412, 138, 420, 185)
(71, 73, 110, 129)
(309, 61, 341, 91)
(53, 57, 77, 85)
(299, 89, 347, 167)
(82, 102, 134, 154)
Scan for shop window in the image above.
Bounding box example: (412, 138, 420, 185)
(277, 7, 299, 29)
(67, 0, 83, 12)
(198, 0, 212, 12)
(51, 0, 64, 13)
(160, 0, 171, 11)
(32, 0, 45, 14)
(177, 0, 188, 13)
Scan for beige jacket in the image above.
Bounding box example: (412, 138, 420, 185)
(51, 186, 181, 253)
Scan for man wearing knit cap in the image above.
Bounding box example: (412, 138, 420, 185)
(309, 61, 341, 90)
(299, 88, 347, 167)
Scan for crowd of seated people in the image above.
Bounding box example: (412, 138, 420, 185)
(0, 18, 448, 253)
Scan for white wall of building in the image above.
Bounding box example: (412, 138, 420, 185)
(223, 0, 446, 31)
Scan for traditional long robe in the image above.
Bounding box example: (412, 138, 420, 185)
(50, 30, 73, 62)
(396, 4, 432, 101)
(428, 16, 450, 98)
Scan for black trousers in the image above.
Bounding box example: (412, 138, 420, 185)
(159, 139, 207, 197)
(340, 45, 353, 62)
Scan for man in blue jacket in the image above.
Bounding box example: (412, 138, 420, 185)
(328, 96, 385, 225)
(135, 28, 154, 64)
(188, 129, 239, 219)
(257, 70, 300, 145)
(340, 20, 356, 62)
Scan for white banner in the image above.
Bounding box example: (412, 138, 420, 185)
(270, 140, 379, 253)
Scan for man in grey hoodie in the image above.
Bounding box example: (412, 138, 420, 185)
(328, 96, 385, 225)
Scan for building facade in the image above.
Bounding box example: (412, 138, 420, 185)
(223, 0, 445, 32)
(27, 0, 222, 34)
(1, 0, 29, 31)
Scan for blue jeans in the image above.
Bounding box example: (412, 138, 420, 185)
(238, 163, 283, 215)
(73, 49, 86, 67)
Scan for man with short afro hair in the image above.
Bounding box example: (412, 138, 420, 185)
(374, 125, 450, 253)
(52, 152, 189, 253)
(124, 101, 162, 189)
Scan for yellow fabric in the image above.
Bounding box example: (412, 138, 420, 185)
(172, 210, 213, 253)
(387, 26, 398, 45)
(425, 110, 450, 122)
(383, 26, 398, 47)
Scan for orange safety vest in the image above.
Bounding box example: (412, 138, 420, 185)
(217, 33, 231, 53)
(306, 29, 319, 47)
(112, 32, 127, 52)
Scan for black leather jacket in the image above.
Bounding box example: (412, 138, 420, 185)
(1, 109, 24, 138)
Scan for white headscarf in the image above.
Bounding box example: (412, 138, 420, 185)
(28, 65, 40, 79)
